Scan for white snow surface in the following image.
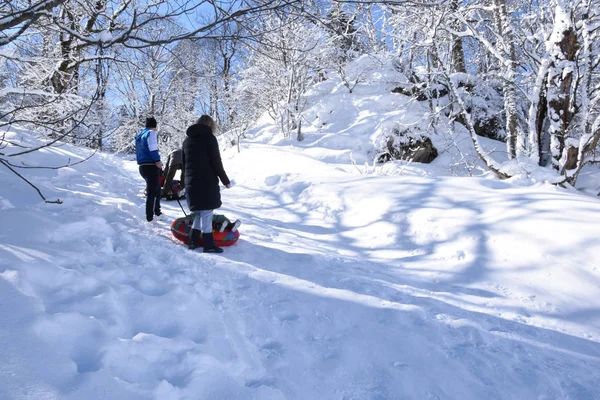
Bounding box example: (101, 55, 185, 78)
(2, 120, 600, 399)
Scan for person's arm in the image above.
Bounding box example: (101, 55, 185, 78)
(148, 129, 163, 169)
(181, 145, 186, 185)
(208, 136, 230, 186)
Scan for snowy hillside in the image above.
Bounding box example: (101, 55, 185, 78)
(246, 54, 597, 190)
(2, 124, 600, 399)
(246, 55, 500, 175)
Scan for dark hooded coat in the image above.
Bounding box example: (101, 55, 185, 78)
(182, 123, 230, 211)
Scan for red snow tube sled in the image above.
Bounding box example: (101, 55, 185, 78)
(171, 213, 240, 247)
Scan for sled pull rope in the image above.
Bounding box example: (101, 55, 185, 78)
(176, 197, 187, 217)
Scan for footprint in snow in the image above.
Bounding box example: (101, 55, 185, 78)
(264, 175, 282, 186)
(392, 361, 411, 370)
(424, 390, 442, 400)
(290, 181, 309, 196)
(275, 311, 299, 322)
(132, 276, 171, 297)
(260, 339, 285, 357)
(245, 377, 277, 388)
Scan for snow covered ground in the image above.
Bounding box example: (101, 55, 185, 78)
(2, 124, 600, 400)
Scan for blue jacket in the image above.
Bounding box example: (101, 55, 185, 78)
(135, 128, 161, 164)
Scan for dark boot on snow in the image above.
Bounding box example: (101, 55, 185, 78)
(188, 229, 201, 250)
(202, 232, 224, 253)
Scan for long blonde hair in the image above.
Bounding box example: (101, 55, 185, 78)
(196, 115, 216, 133)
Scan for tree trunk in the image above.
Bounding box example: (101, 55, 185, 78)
(447, 73, 510, 179)
(449, 0, 466, 74)
(546, 7, 578, 171)
(527, 56, 550, 165)
(580, 9, 594, 135)
(296, 119, 303, 142)
(493, 0, 519, 159)
(51, 10, 78, 94)
(536, 92, 550, 166)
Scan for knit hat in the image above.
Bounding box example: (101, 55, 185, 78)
(145, 117, 157, 128)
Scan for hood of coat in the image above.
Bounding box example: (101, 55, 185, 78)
(186, 123, 213, 138)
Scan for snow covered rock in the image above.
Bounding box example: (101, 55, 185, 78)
(378, 125, 438, 163)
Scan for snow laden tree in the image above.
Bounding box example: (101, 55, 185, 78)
(80, 54, 114, 150)
(0, 0, 68, 46)
(491, 0, 519, 159)
(222, 80, 266, 152)
(449, 0, 600, 182)
(320, 0, 591, 183)
(1, 0, 303, 202)
(361, 1, 475, 167)
(372, 0, 600, 183)
(239, 11, 323, 140)
(0, 0, 141, 144)
(159, 39, 205, 150)
(110, 29, 243, 154)
(0, 9, 106, 141)
(196, 23, 244, 135)
(537, 0, 600, 183)
(320, 3, 364, 93)
(110, 35, 203, 155)
(355, 3, 387, 53)
(377, 1, 462, 102)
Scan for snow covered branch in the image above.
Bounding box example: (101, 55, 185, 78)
(0, 0, 67, 32)
(0, 158, 63, 203)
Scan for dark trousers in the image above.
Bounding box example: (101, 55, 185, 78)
(139, 165, 161, 219)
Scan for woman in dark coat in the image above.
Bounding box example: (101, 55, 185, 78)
(182, 115, 231, 252)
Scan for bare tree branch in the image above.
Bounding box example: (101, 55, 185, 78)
(0, 158, 63, 204)
(0, 0, 68, 31)
(3, 148, 98, 169)
(333, 0, 448, 6)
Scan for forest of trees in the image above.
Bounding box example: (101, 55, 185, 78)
(1, 0, 599, 191)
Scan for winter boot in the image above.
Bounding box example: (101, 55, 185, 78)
(153, 195, 162, 217)
(202, 232, 224, 253)
(231, 219, 242, 232)
(228, 220, 242, 232)
(218, 218, 230, 232)
(188, 229, 201, 250)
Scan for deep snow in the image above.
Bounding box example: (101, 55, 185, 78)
(2, 121, 600, 399)
(2, 53, 600, 400)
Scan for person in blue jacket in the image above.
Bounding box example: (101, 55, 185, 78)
(135, 117, 163, 221)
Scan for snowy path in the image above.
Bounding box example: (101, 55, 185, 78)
(2, 132, 600, 399)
